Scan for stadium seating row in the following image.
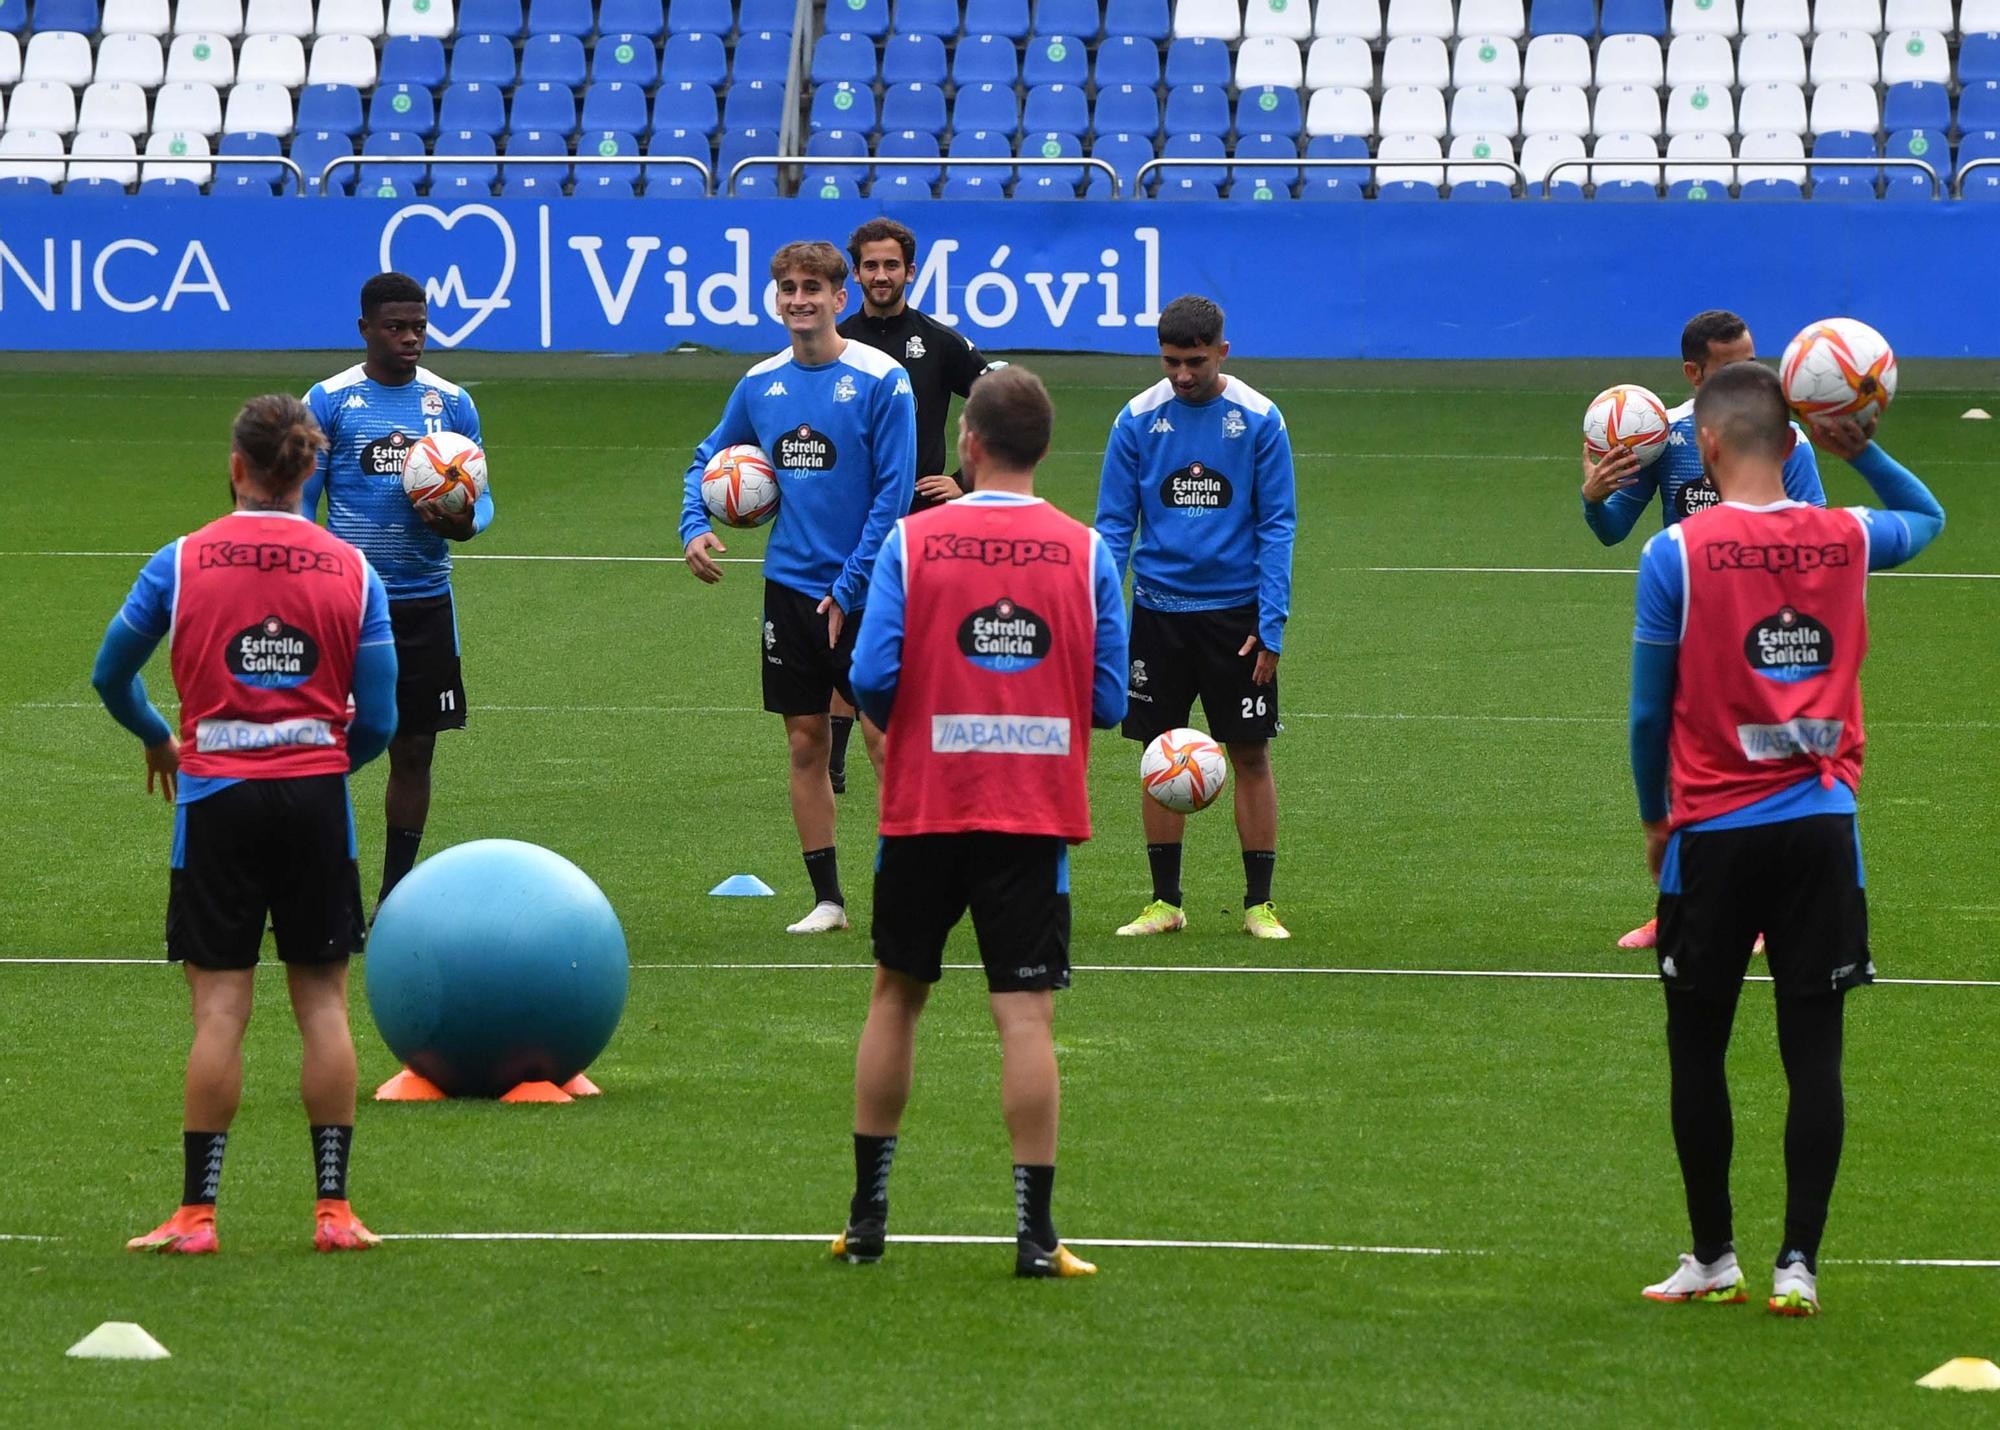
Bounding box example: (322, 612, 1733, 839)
(0, 0, 793, 41)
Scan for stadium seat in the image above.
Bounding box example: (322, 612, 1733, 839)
(644, 121, 706, 168)
(1302, 129, 1368, 182)
(152, 80, 222, 134)
(1096, 83, 1162, 138)
(289, 126, 352, 189)
(526, 0, 592, 37)
(1313, 0, 1380, 39)
(1600, 0, 1665, 35)
(1737, 30, 1805, 84)
(450, 33, 516, 84)
(354, 175, 416, 198)
(1972, 0, 2000, 32)
(1669, 0, 1735, 35)
(223, 79, 291, 133)
(1592, 83, 1660, 136)
(1962, 81, 2000, 133)
(1665, 83, 1730, 135)
(1809, 30, 1878, 86)
(1307, 34, 1372, 87)
(140, 126, 210, 183)
(953, 33, 1018, 84)
(1960, 127, 2000, 170)
(585, 80, 654, 135)
(1881, 28, 1946, 86)
(64, 175, 130, 196)
(941, 172, 1005, 197)
(215, 126, 285, 186)
(598, 0, 664, 31)
(882, 81, 947, 135)
(296, 82, 362, 136)
(1378, 83, 1447, 137)
(457, 0, 522, 35)
(1095, 33, 1159, 84)
(1305, 84, 1372, 135)
(512, 79, 579, 135)
(1882, 80, 1946, 134)
(1663, 176, 1720, 198)
(1591, 130, 1659, 186)
(652, 80, 717, 135)
(953, 82, 1019, 135)
(1810, 0, 1877, 31)
(1165, 35, 1230, 85)
(439, 83, 505, 136)
(566, 172, 631, 196)
(378, 34, 445, 86)
(1883, 127, 1942, 194)
(1376, 177, 1441, 198)
(1232, 174, 1289, 199)
(95, 33, 166, 86)
(236, 32, 304, 84)
(1019, 127, 1084, 182)
(812, 30, 876, 85)
(600, 33, 664, 84)
(1088, 129, 1152, 188)
(1387, 0, 1452, 37)
(1233, 129, 1301, 184)
(1595, 178, 1658, 198)
(1036, 0, 1101, 38)
(1104, 0, 1170, 39)
(1381, 33, 1448, 85)
(1154, 174, 1217, 197)
(104, 0, 168, 32)
(574, 128, 639, 183)
(1173, 0, 1240, 39)
(68, 128, 138, 185)
(947, 126, 1013, 182)
(1594, 33, 1662, 85)
(173, 0, 242, 33)
(1528, 0, 1592, 34)
(1879, 165, 1930, 199)
(736, 0, 795, 31)
(1737, 82, 1806, 134)
(1240, 0, 1307, 40)
(1025, 32, 1089, 86)
(1163, 82, 1227, 136)
(806, 123, 868, 170)
(1740, 0, 1806, 31)
(663, 0, 722, 33)
(0, 128, 65, 182)
(387, 0, 453, 36)
(1458, 0, 1526, 37)
(1961, 33, 2000, 86)
(242, 0, 308, 35)
(877, 127, 942, 184)
(811, 81, 877, 133)
(966, 0, 1029, 39)
(1158, 128, 1224, 183)
(1449, 177, 1511, 197)
(1738, 126, 1805, 182)
(8, 81, 77, 134)
(1666, 31, 1732, 84)
(308, 34, 376, 86)
(358, 126, 424, 185)
(1377, 130, 1443, 184)
(33, 0, 99, 28)
(1664, 127, 1730, 182)
(825, 0, 890, 38)
(1021, 82, 1088, 139)
(1809, 80, 1876, 134)
(895, 0, 959, 37)
(731, 30, 791, 82)
(1301, 172, 1364, 198)
(317, 0, 383, 36)
(884, 31, 946, 84)
(1522, 32, 1588, 84)
(722, 79, 786, 132)
(431, 126, 498, 185)
(0, 34, 18, 85)
(1452, 34, 1520, 86)
(1810, 172, 1874, 199)
(1884, 0, 1945, 22)
(520, 32, 586, 85)
(870, 169, 932, 199)
(1236, 34, 1303, 87)
(1237, 85, 1303, 137)
(138, 175, 203, 194)
(1518, 126, 1583, 183)
(502, 124, 569, 180)
(24, 29, 91, 84)
(1447, 129, 1515, 184)
(1448, 83, 1518, 138)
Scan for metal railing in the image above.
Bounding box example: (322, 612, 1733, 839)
(319, 152, 713, 194)
(727, 151, 1123, 196)
(1135, 154, 1526, 192)
(777, 0, 811, 165)
(1954, 156, 2000, 197)
(1542, 154, 1942, 197)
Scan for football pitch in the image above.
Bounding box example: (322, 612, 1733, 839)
(2, 351, 1996, 1426)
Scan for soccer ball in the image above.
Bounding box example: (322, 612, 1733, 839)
(1140, 727, 1229, 814)
(401, 431, 487, 515)
(1780, 318, 1898, 423)
(701, 444, 779, 529)
(1582, 384, 1671, 468)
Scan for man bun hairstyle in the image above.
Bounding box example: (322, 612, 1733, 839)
(1681, 308, 1749, 366)
(846, 218, 916, 268)
(769, 239, 850, 287)
(1692, 360, 1793, 463)
(234, 393, 328, 489)
(962, 364, 1053, 472)
(361, 271, 427, 317)
(1158, 294, 1225, 349)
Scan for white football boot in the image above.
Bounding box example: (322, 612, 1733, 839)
(1642, 1250, 1747, 1303)
(1769, 1256, 1820, 1317)
(786, 900, 850, 935)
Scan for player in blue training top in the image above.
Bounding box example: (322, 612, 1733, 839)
(1579, 308, 1826, 952)
(679, 239, 916, 936)
(1095, 294, 1299, 940)
(303, 271, 492, 910)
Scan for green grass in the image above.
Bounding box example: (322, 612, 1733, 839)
(1, 353, 1996, 1426)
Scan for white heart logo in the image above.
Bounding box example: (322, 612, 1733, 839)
(378, 204, 517, 348)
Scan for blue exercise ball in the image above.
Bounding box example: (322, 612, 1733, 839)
(365, 839, 629, 1098)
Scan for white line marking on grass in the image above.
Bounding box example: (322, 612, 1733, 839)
(1832, 1258, 2000, 1268)
(0, 1233, 58, 1241)
(376, 1231, 1466, 1256)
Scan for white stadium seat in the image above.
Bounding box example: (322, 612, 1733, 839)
(1447, 130, 1515, 183)
(1665, 82, 1732, 135)
(104, 0, 172, 33)
(1809, 30, 1878, 85)
(0, 91, 6, 131)
(307, 33, 376, 85)
(143, 127, 213, 183)
(1449, 83, 1518, 136)
(0, 128, 67, 182)
(1810, 0, 1879, 33)
(1594, 34, 1662, 86)
(1592, 82, 1663, 136)
(1455, 0, 1524, 37)
(1451, 35, 1520, 88)
(78, 80, 150, 135)
(1883, 0, 1947, 25)
(1522, 33, 1588, 86)
(1591, 130, 1660, 185)
(1244, 0, 1311, 39)
(1880, 29, 1948, 86)
(1739, 127, 1805, 182)
(1236, 36, 1304, 87)
(1669, 0, 1736, 37)
(1305, 84, 1373, 134)
(237, 32, 306, 85)
(1809, 79, 1877, 134)
(242, 0, 312, 35)
(1963, 0, 2000, 30)
(1520, 82, 1588, 136)
(222, 78, 293, 133)
(1737, 81, 1807, 134)
(1380, 34, 1448, 85)
(167, 33, 236, 83)
(23, 32, 95, 86)
(96, 33, 167, 85)
(1736, 30, 1805, 84)
(386, 0, 454, 37)
(316, 0, 386, 37)
(175, 0, 245, 34)
(1378, 83, 1447, 136)
(1306, 35, 1373, 88)
(1385, 0, 1453, 37)
(1519, 129, 1584, 184)
(69, 128, 140, 185)
(1315, 0, 1383, 39)
(1376, 131, 1443, 185)
(1667, 32, 1733, 84)
(152, 79, 224, 133)
(1740, 0, 1806, 30)
(1666, 129, 1732, 183)
(7, 81, 79, 135)
(0, 34, 19, 87)
(1174, 0, 1242, 39)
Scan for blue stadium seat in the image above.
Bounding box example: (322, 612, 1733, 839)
(433, 128, 500, 186)
(1811, 130, 1877, 187)
(1598, 0, 1663, 36)
(813, 30, 878, 85)
(1035, 0, 1101, 40)
(1095, 84, 1162, 139)
(360, 130, 427, 188)
(1236, 86, 1303, 139)
(877, 127, 943, 185)
(369, 83, 437, 136)
(647, 125, 711, 181)
(1091, 130, 1154, 189)
(824, 0, 890, 39)
(947, 127, 1013, 182)
(576, 128, 640, 182)
(31, 0, 97, 31)
(431, 174, 492, 199)
(1233, 131, 1300, 186)
(965, 0, 1030, 41)
(1881, 170, 1931, 200)
(1964, 167, 2000, 200)
(1962, 82, 2000, 135)
(807, 125, 870, 180)
(439, 83, 507, 137)
(942, 174, 1007, 198)
(1301, 174, 1365, 200)
(0, 0, 27, 33)
(1095, 35, 1160, 87)
(653, 80, 718, 135)
(952, 34, 1019, 85)
(526, 0, 594, 38)
(812, 81, 879, 132)
(737, 0, 797, 32)
(1738, 177, 1802, 200)
(574, 174, 638, 197)
(220, 131, 290, 191)
(297, 84, 364, 139)
(872, 171, 934, 200)
(1232, 176, 1290, 201)
(1023, 83, 1088, 137)
(1023, 33, 1088, 86)
(585, 80, 656, 135)
(882, 33, 946, 85)
(802, 171, 863, 198)
(1810, 174, 1875, 200)
(360, 177, 421, 199)
(1379, 179, 1442, 199)
(503, 174, 563, 197)
(290, 128, 354, 193)
(140, 177, 200, 196)
(732, 31, 792, 82)
(604, 0, 667, 38)
(1103, 0, 1168, 41)
(212, 175, 279, 198)
(600, 33, 665, 84)
(1306, 131, 1370, 187)
(512, 81, 580, 136)
(1018, 129, 1084, 184)
(1885, 128, 1946, 189)
(1165, 37, 1230, 88)
(1165, 84, 1229, 137)
(665, 0, 727, 34)
(505, 127, 573, 181)
(380, 37, 447, 89)
(1595, 179, 1656, 200)
(881, 81, 947, 134)
(953, 82, 1020, 136)
(1529, 0, 1593, 35)
(1960, 129, 2000, 169)
(1962, 33, 2000, 86)
(1018, 172, 1082, 197)
(451, 34, 518, 85)
(458, 0, 524, 38)
(723, 80, 786, 132)
(1157, 176, 1218, 199)
(717, 125, 781, 187)
(1663, 179, 1718, 200)
(894, 0, 961, 38)
(1884, 82, 1947, 136)
(644, 171, 707, 197)
(521, 34, 587, 87)
(1451, 179, 1512, 200)
(1159, 130, 1225, 186)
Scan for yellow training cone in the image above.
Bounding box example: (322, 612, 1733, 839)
(1917, 1358, 2000, 1391)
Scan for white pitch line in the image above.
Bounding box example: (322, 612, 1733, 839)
(375, 1231, 1465, 1256)
(0, 1233, 57, 1242)
(1833, 1257, 2000, 1268)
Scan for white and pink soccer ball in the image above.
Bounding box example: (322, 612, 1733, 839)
(1140, 727, 1229, 814)
(400, 431, 488, 515)
(1780, 318, 1898, 424)
(1582, 384, 1671, 468)
(701, 444, 780, 528)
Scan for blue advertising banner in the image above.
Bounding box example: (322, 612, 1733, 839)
(0, 198, 1995, 357)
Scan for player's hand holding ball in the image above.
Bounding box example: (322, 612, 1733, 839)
(402, 432, 486, 541)
(1805, 413, 1879, 461)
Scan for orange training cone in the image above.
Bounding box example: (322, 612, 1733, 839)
(559, 1073, 602, 1097)
(500, 1081, 574, 1103)
(375, 1068, 447, 1101)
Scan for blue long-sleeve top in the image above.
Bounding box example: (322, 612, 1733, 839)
(1586, 402, 1825, 545)
(1629, 442, 1944, 827)
(1094, 374, 1297, 653)
(849, 492, 1130, 733)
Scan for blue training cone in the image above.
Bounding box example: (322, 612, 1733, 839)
(710, 874, 776, 897)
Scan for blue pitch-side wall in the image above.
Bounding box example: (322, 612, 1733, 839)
(0, 199, 1994, 356)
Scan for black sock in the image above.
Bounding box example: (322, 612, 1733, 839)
(182, 1130, 227, 1207)
(312, 1124, 353, 1201)
(1775, 993, 1846, 1271)
(380, 826, 424, 901)
(829, 715, 855, 775)
(1665, 989, 1740, 1261)
(1776, 1246, 1817, 1276)
(850, 1133, 897, 1224)
(1146, 843, 1183, 908)
(1014, 1164, 1058, 1248)
(804, 846, 843, 907)
(1243, 849, 1276, 908)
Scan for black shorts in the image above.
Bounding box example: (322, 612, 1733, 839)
(762, 579, 858, 717)
(872, 833, 1072, 993)
(1122, 602, 1279, 745)
(390, 594, 468, 736)
(1656, 814, 1873, 1002)
(166, 774, 364, 971)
